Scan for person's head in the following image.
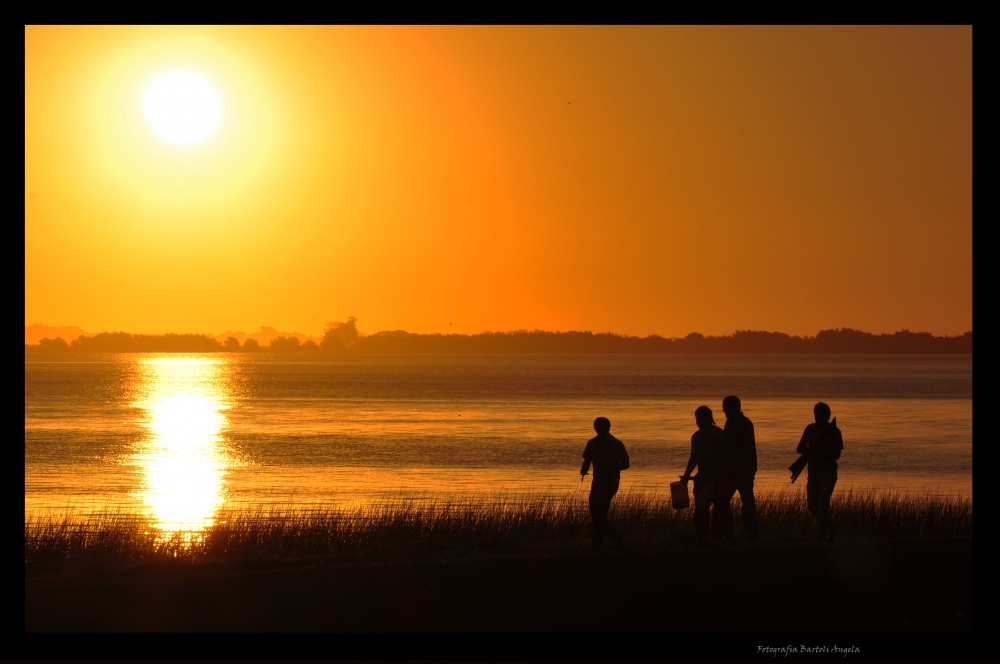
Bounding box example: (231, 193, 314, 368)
(722, 395, 741, 417)
(814, 402, 831, 424)
(593, 417, 611, 434)
(694, 405, 715, 429)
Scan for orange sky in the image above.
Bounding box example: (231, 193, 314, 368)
(25, 26, 971, 338)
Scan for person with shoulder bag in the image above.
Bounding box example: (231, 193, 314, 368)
(793, 402, 844, 541)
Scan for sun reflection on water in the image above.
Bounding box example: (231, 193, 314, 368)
(134, 357, 230, 537)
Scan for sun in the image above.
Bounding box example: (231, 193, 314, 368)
(144, 71, 222, 144)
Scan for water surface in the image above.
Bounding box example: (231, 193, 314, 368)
(25, 354, 972, 533)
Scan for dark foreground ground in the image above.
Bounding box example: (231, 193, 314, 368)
(25, 538, 971, 632)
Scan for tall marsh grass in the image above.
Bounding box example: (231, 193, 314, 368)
(25, 489, 972, 577)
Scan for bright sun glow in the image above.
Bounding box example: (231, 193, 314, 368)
(136, 358, 230, 537)
(144, 71, 221, 144)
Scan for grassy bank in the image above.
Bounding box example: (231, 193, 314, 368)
(25, 489, 972, 578)
(26, 538, 973, 632)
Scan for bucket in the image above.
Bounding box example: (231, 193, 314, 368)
(670, 480, 690, 510)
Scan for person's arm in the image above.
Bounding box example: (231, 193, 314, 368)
(796, 426, 811, 455)
(619, 443, 630, 471)
(581, 458, 592, 477)
(581, 440, 593, 477)
(681, 437, 697, 481)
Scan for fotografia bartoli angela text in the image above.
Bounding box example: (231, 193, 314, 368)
(758, 645, 862, 657)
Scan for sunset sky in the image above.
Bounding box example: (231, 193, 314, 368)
(25, 26, 971, 338)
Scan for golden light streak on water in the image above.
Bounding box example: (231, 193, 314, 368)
(134, 357, 230, 538)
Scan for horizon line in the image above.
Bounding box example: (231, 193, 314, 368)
(25, 322, 974, 341)
(26, 325, 973, 354)
(24, 317, 972, 345)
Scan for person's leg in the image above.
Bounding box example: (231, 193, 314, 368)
(604, 484, 622, 547)
(693, 477, 710, 542)
(806, 476, 819, 519)
(712, 482, 737, 545)
(806, 475, 826, 539)
(694, 503, 710, 542)
(825, 475, 839, 540)
(816, 474, 838, 539)
(589, 491, 606, 549)
(590, 485, 615, 549)
(737, 475, 758, 542)
(604, 517, 623, 547)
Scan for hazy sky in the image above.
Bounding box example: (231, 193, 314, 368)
(25, 26, 971, 337)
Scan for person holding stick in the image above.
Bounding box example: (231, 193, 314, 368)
(580, 417, 630, 550)
(794, 402, 844, 541)
(679, 405, 725, 547)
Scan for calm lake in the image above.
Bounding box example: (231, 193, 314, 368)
(25, 354, 972, 531)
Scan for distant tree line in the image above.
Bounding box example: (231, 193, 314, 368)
(352, 328, 972, 354)
(26, 323, 972, 354)
(32, 332, 223, 353)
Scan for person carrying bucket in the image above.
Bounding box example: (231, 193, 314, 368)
(679, 405, 725, 547)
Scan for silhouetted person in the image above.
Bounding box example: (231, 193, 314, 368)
(581, 417, 630, 550)
(714, 395, 758, 544)
(680, 406, 724, 547)
(797, 402, 843, 541)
